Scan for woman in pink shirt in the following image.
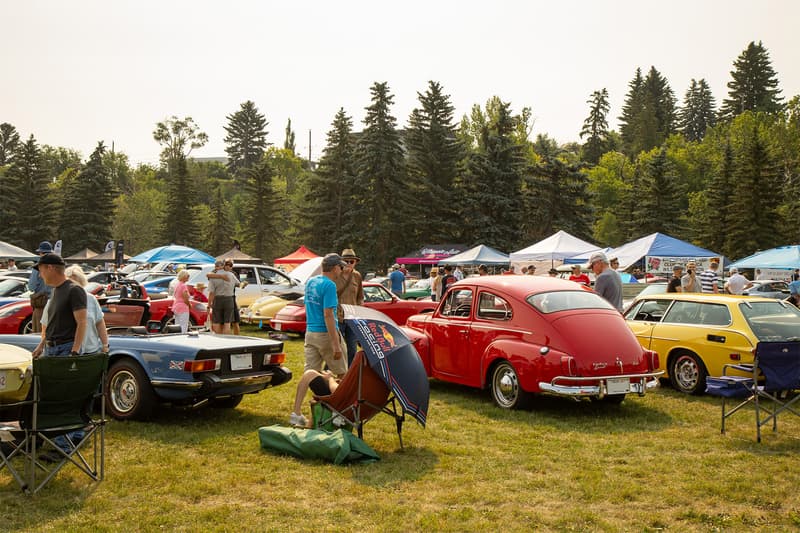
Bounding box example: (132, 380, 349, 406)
(172, 270, 191, 333)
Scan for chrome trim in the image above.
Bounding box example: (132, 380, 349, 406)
(151, 379, 204, 390)
(217, 374, 273, 386)
(538, 371, 664, 398)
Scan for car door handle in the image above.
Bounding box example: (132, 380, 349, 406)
(458, 329, 469, 336)
(707, 334, 726, 343)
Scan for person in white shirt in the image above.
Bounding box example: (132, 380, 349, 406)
(724, 267, 753, 295)
(453, 265, 464, 281)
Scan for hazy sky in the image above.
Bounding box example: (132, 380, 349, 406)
(3, 1, 799, 165)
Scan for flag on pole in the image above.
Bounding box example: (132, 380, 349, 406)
(53, 240, 63, 255)
(105, 240, 115, 252)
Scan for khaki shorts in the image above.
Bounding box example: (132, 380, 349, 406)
(304, 331, 348, 377)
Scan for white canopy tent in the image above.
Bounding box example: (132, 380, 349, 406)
(510, 231, 598, 263)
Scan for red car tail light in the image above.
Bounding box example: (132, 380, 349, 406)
(184, 359, 221, 372)
(264, 352, 286, 365)
(729, 353, 741, 361)
(646, 350, 660, 371)
(560, 355, 576, 376)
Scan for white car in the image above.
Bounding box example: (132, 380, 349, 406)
(188, 263, 302, 308)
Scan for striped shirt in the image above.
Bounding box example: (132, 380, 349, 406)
(699, 268, 719, 293)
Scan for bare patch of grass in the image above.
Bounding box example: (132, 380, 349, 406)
(3, 324, 800, 530)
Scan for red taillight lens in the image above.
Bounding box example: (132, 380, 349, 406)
(264, 352, 286, 365)
(646, 350, 660, 371)
(183, 359, 220, 372)
(729, 353, 741, 361)
(560, 356, 576, 376)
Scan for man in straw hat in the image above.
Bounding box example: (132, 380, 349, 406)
(336, 248, 364, 364)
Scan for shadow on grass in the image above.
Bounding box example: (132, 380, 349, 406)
(348, 445, 439, 487)
(429, 380, 674, 433)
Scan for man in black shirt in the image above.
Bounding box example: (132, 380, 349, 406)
(31, 253, 88, 358)
(667, 265, 683, 293)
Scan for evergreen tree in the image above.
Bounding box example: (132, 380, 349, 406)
(701, 141, 734, 254)
(618, 67, 677, 157)
(526, 141, 593, 241)
(243, 158, 281, 259)
(628, 148, 684, 237)
(678, 79, 717, 141)
(0, 123, 20, 166)
(720, 41, 784, 120)
(1, 135, 54, 249)
(405, 81, 464, 243)
(305, 108, 357, 253)
(160, 155, 197, 245)
(59, 142, 116, 254)
(726, 122, 782, 258)
(283, 118, 296, 154)
(353, 82, 412, 268)
(459, 99, 527, 251)
(224, 101, 269, 179)
(206, 184, 233, 255)
(579, 88, 611, 165)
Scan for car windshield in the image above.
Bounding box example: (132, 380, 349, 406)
(740, 300, 800, 341)
(0, 278, 25, 296)
(527, 290, 615, 314)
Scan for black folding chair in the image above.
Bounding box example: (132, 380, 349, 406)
(706, 342, 800, 442)
(0, 353, 108, 493)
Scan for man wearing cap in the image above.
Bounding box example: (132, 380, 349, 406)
(207, 259, 238, 334)
(699, 260, 720, 293)
(336, 248, 364, 364)
(589, 252, 623, 311)
(28, 240, 55, 333)
(548, 268, 559, 277)
(667, 265, 684, 293)
(31, 253, 87, 358)
(568, 265, 590, 286)
(724, 267, 752, 295)
(389, 263, 405, 297)
(303, 253, 348, 379)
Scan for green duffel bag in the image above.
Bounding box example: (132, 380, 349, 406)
(257, 425, 379, 465)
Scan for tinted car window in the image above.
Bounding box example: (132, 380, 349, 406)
(441, 289, 473, 317)
(740, 301, 800, 341)
(477, 292, 512, 321)
(625, 299, 670, 322)
(697, 303, 731, 326)
(527, 290, 614, 314)
(364, 285, 392, 303)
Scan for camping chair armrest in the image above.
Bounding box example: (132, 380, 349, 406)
(722, 363, 755, 376)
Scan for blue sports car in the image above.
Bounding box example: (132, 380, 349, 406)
(1, 330, 292, 420)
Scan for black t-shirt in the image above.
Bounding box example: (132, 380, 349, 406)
(45, 279, 88, 345)
(440, 274, 456, 297)
(667, 277, 681, 293)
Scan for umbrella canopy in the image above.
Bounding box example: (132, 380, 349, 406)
(438, 244, 509, 266)
(128, 245, 216, 264)
(729, 245, 800, 270)
(342, 305, 429, 427)
(216, 247, 261, 263)
(64, 248, 99, 261)
(510, 230, 598, 262)
(0, 241, 37, 261)
(273, 245, 319, 265)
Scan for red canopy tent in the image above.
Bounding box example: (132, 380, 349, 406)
(273, 245, 319, 270)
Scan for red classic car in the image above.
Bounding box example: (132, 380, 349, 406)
(401, 276, 662, 409)
(270, 282, 436, 334)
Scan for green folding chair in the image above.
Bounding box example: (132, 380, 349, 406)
(0, 353, 108, 494)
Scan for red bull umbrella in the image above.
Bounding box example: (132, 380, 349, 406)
(342, 304, 429, 427)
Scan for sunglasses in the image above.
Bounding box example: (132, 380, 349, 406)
(345, 260, 357, 264)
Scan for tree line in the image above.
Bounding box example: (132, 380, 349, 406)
(0, 40, 797, 272)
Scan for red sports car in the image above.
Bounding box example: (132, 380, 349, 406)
(270, 282, 436, 334)
(401, 276, 662, 409)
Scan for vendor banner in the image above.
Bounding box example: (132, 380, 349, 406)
(645, 256, 720, 277)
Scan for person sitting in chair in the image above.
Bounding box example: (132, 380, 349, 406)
(289, 370, 340, 427)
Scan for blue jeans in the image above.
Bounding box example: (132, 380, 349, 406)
(43, 343, 85, 451)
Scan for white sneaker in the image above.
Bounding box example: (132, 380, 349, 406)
(289, 412, 308, 427)
(332, 415, 347, 427)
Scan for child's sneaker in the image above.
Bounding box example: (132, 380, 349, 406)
(289, 412, 308, 427)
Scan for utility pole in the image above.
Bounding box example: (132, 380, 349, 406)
(308, 130, 312, 165)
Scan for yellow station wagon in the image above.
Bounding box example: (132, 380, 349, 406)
(624, 293, 800, 394)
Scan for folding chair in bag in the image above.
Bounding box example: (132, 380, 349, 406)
(706, 342, 800, 442)
(312, 350, 406, 448)
(0, 353, 108, 494)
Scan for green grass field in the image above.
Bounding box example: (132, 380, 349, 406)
(3, 325, 800, 531)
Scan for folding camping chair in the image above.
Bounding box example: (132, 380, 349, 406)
(311, 350, 406, 448)
(0, 353, 108, 494)
(706, 342, 800, 442)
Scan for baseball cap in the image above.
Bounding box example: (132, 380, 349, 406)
(588, 252, 608, 266)
(322, 253, 347, 269)
(33, 253, 65, 269)
(673, 265, 684, 272)
(729, 267, 738, 274)
(214, 259, 224, 268)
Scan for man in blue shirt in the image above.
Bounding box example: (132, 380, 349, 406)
(28, 240, 54, 332)
(389, 263, 405, 297)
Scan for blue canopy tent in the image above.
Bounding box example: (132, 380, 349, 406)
(128, 245, 216, 264)
(438, 244, 509, 266)
(728, 245, 800, 270)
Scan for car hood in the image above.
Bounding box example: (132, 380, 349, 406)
(0, 343, 32, 365)
(546, 311, 647, 374)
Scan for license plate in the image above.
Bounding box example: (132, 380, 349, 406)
(273, 322, 281, 331)
(0, 371, 6, 391)
(230, 353, 252, 371)
(607, 377, 630, 395)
